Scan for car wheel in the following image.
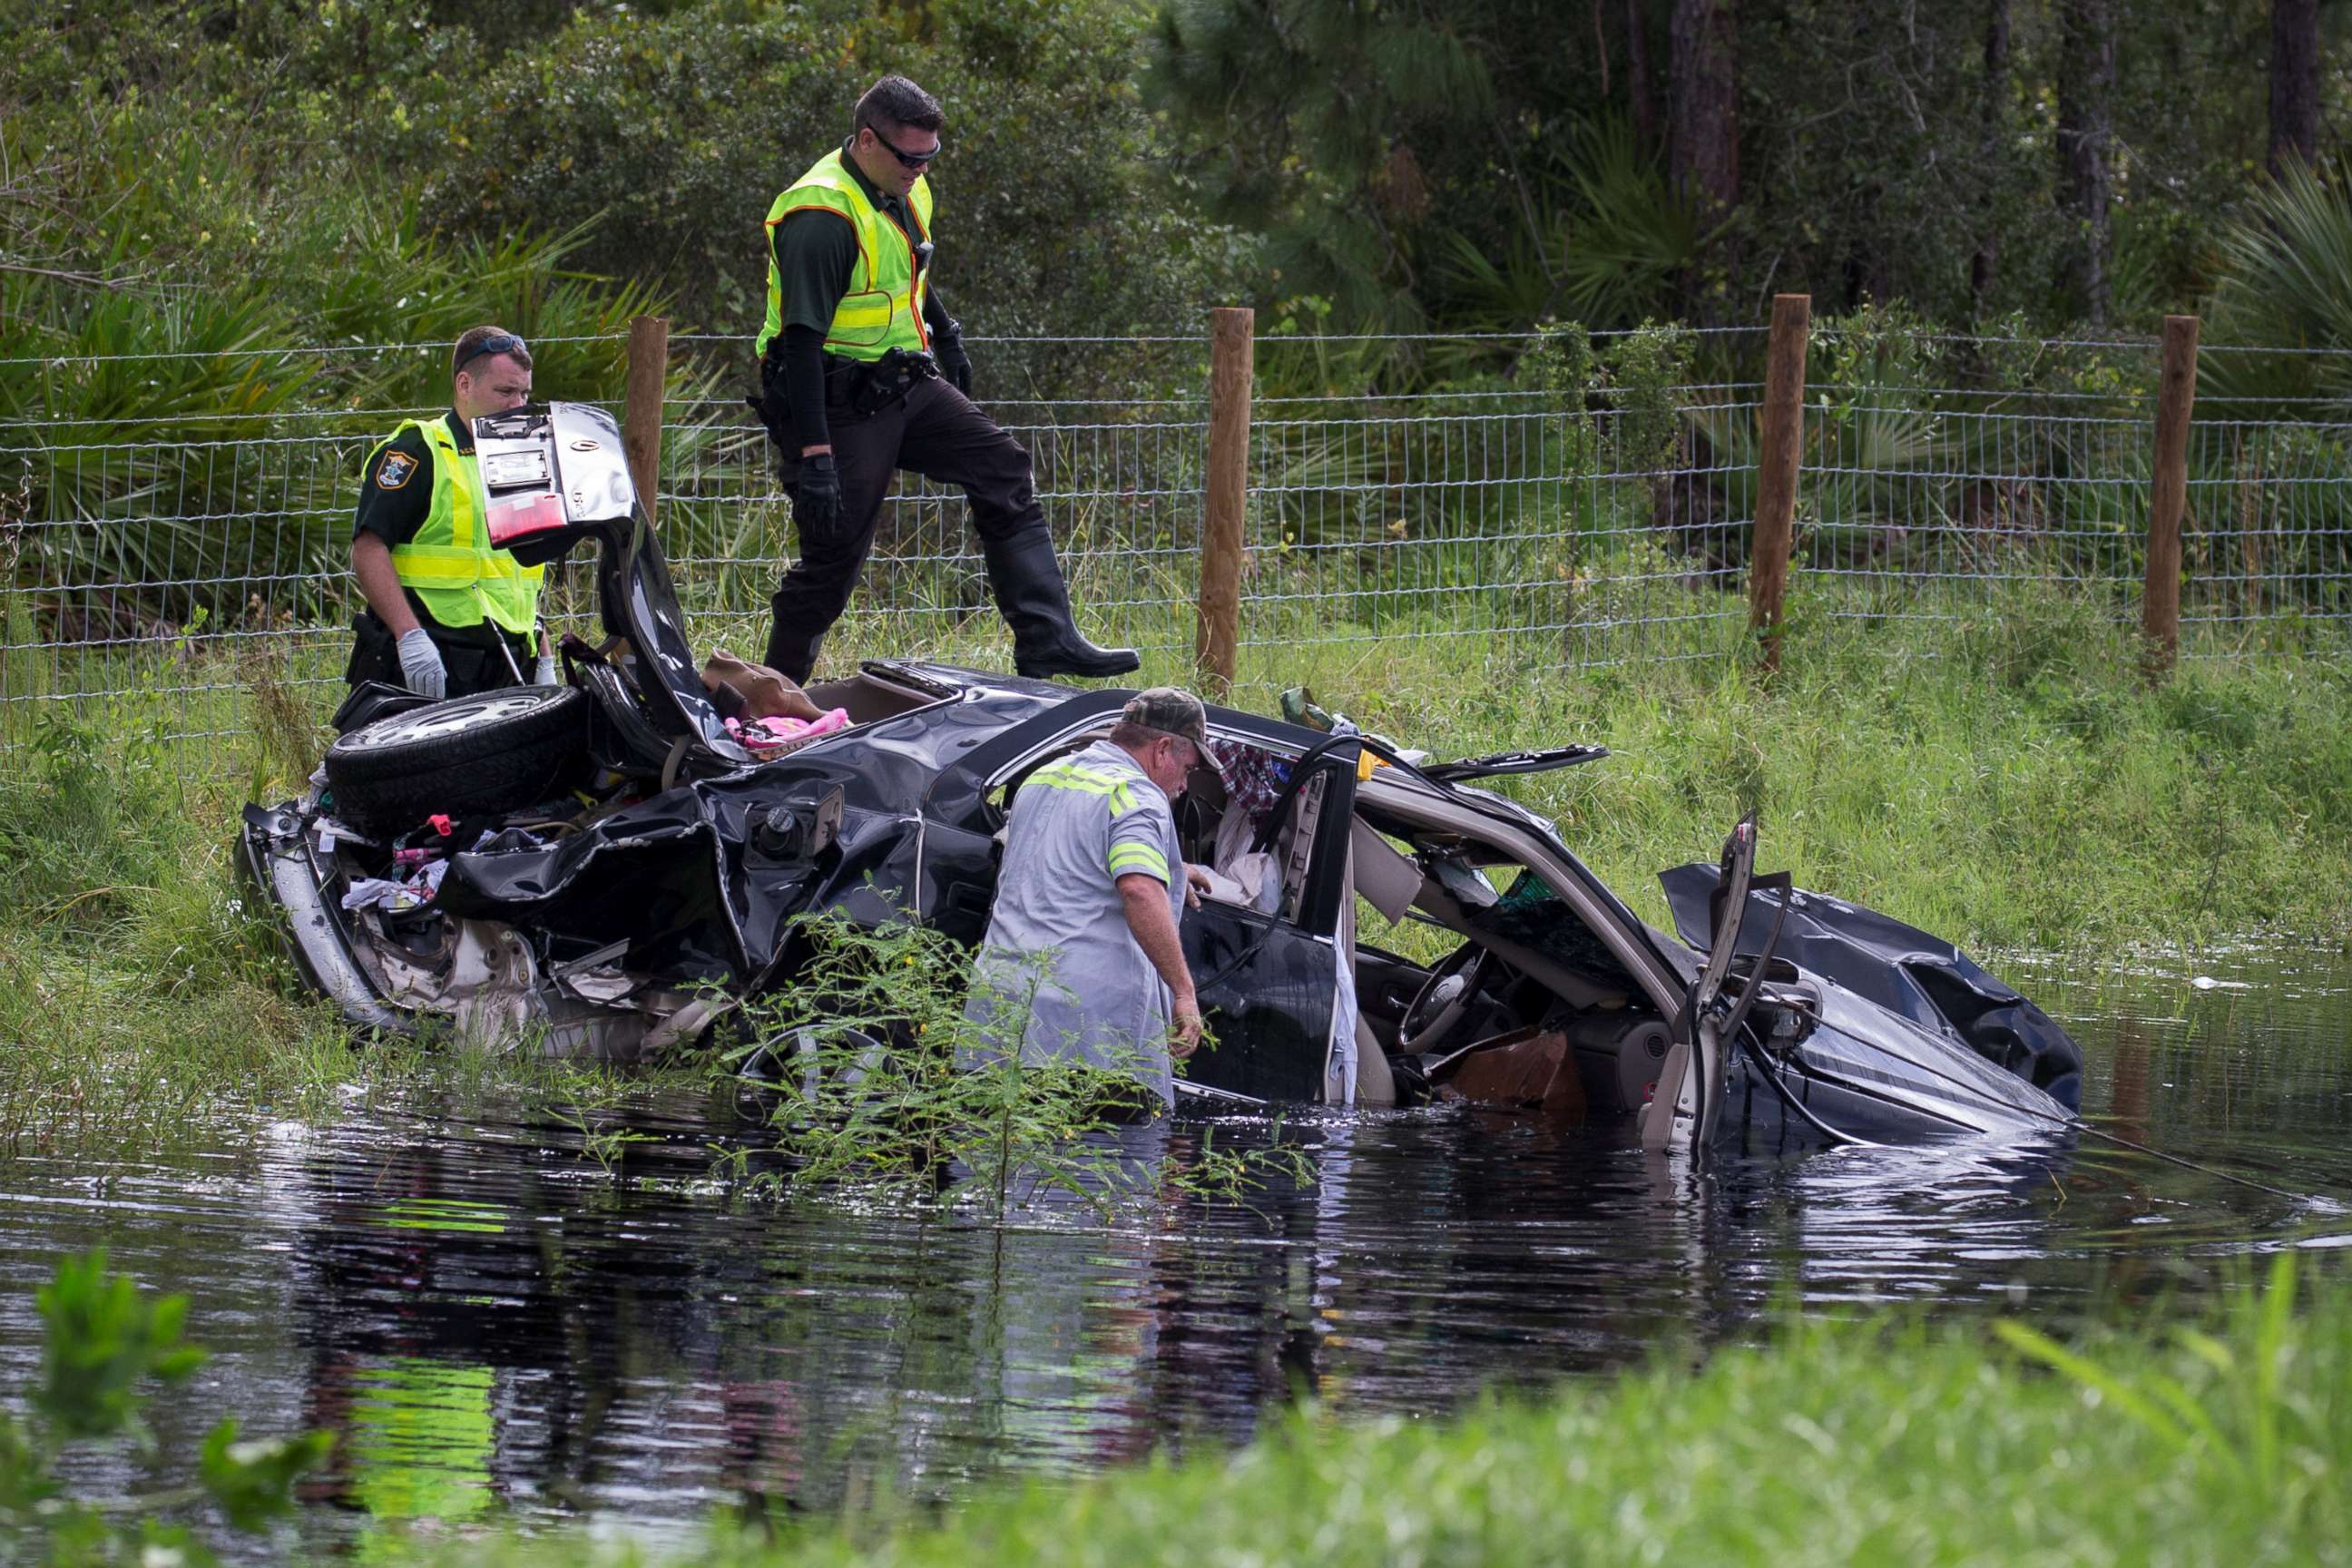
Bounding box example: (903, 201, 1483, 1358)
(325, 684, 588, 836)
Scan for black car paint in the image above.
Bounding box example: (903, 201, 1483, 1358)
(1659, 864, 2086, 1111)
(1182, 901, 1341, 1103)
(434, 678, 1070, 984)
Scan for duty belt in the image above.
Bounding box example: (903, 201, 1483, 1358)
(828, 347, 938, 415)
(748, 343, 938, 446)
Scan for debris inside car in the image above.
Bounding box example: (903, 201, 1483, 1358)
(242, 403, 2084, 1156)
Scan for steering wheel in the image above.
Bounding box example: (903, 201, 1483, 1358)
(1396, 942, 1498, 1056)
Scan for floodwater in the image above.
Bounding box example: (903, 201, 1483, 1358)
(2, 944, 2347, 1554)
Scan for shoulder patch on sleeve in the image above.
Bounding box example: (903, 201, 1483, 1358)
(375, 450, 418, 491)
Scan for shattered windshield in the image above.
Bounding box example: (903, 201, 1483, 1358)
(1449, 865, 1645, 998)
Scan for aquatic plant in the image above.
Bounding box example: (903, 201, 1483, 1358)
(715, 910, 1310, 1222)
(0, 1249, 332, 1565)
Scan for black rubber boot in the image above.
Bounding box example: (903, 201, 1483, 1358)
(762, 608, 828, 687)
(981, 526, 1140, 680)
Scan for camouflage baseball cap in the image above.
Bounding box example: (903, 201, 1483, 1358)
(1121, 686, 1220, 766)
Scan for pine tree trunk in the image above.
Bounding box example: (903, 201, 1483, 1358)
(1969, 0, 2012, 315)
(1669, 0, 1739, 317)
(2056, 0, 2114, 326)
(2269, 0, 2320, 180)
(1628, 0, 1659, 157)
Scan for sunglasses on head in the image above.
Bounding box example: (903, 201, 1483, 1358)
(864, 123, 941, 171)
(456, 333, 527, 375)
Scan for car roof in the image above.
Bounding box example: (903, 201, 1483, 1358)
(878, 662, 1573, 841)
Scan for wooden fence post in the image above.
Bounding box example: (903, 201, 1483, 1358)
(1196, 307, 1253, 699)
(2142, 313, 2200, 679)
(1749, 292, 1810, 672)
(622, 315, 670, 526)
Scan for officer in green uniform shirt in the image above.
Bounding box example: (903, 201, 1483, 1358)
(751, 74, 1139, 686)
(347, 326, 553, 701)
(964, 689, 1221, 1109)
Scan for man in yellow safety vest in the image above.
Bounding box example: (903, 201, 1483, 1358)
(750, 75, 1138, 686)
(347, 326, 552, 701)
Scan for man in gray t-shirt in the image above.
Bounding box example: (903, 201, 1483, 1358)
(965, 688, 1219, 1106)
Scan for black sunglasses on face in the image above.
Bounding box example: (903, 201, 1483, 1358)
(456, 333, 528, 375)
(865, 124, 940, 170)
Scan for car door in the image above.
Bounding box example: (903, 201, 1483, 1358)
(1180, 755, 1354, 1103)
(1644, 812, 1776, 1156)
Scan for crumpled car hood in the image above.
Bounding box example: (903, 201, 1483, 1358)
(1660, 863, 2084, 1110)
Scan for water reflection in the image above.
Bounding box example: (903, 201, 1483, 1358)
(0, 945, 2346, 1550)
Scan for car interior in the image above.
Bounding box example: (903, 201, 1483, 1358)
(798, 666, 957, 729)
(576, 653, 958, 782)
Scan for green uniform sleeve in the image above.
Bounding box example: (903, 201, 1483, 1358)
(770, 209, 860, 336)
(353, 427, 436, 546)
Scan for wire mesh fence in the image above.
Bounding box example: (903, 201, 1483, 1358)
(1, 410, 381, 749)
(1783, 329, 2352, 643)
(1240, 376, 1764, 670)
(649, 331, 1211, 666)
(5, 318, 2349, 770)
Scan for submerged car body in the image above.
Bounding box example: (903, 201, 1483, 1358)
(243, 403, 2083, 1156)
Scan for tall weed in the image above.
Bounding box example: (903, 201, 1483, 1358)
(716, 912, 1309, 1222)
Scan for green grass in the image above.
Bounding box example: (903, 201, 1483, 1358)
(341, 1255, 2349, 1565)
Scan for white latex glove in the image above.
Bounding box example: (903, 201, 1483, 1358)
(533, 652, 560, 687)
(396, 627, 447, 701)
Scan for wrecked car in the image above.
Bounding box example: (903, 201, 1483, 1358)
(241, 402, 2084, 1156)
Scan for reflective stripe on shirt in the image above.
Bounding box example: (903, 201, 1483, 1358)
(1107, 843, 1169, 882)
(1025, 760, 1138, 813)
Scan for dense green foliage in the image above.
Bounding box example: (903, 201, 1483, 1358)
(403, 0, 1239, 340)
(1149, 0, 2352, 338)
(0, 0, 1236, 364)
(2204, 159, 2352, 411)
(0, 2, 665, 407)
(9, 0, 2351, 366)
(335, 1254, 2351, 1564)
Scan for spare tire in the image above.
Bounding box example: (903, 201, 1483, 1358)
(325, 685, 589, 837)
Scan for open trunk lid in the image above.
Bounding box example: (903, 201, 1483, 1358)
(475, 402, 750, 769)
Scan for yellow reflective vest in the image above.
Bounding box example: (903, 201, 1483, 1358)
(757, 148, 934, 361)
(377, 416, 543, 635)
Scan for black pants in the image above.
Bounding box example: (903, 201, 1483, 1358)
(766, 374, 1044, 678)
(346, 606, 531, 700)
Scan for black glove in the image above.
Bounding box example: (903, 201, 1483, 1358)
(793, 452, 842, 534)
(934, 318, 973, 397)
